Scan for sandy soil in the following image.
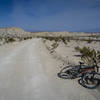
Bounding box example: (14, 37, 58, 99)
(43, 39, 100, 65)
(0, 38, 100, 100)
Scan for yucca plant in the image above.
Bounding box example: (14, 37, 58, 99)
(75, 46, 100, 65)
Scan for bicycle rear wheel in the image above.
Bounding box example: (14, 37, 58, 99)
(57, 72, 73, 79)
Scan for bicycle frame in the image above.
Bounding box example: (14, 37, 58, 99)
(79, 58, 99, 75)
(81, 68, 95, 74)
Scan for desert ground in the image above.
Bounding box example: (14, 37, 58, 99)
(0, 37, 100, 100)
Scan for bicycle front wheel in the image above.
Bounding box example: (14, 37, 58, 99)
(78, 72, 100, 89)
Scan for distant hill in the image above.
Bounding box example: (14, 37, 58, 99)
(0, 27, 24, 32)
(0, 27, 100, 45)
(0, 27, 100, 37)
(0, 27, 35, 45)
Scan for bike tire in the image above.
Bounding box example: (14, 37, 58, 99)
(57, 72, 73, 79)
(78, 72, 100, 89)
(57, 65, 80, 79)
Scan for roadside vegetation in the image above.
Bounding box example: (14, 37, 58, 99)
(75, 46, 100, 65)
(0, 28, 100, 46)
(42, 36, 69, 53)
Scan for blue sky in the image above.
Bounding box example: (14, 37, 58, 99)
(0, 0, 100, 32)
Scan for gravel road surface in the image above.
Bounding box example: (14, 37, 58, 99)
(0, 39, 99, 100)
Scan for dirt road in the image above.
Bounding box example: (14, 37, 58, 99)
(0, 39, 99, 100)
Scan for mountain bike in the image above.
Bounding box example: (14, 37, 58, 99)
(57, 58, 100, 89)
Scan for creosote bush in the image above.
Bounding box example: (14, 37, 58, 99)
(6, 37, 15, 43)
(42, 36, 68, 45)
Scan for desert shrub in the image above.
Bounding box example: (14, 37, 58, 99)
(6, 37, 15, 42)
(42, 36, 67, 45)
(23, 37, 32, 40)
(75, 46, 81, 52)
(66, 37, 70, 42)
(75, 46, 100, 65)
(29, 37, 32, 39)
(51, 42, 58, 50)
(87, 37, 93, 43)
(42, 37, 55, 41)
(24, 37, 27, 40)
(61, 38, 67, 45)
(87, 39, 93, 43)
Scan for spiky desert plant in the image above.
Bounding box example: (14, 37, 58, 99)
(75, 46, 81, 52)
(75, 46, 100, 65)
